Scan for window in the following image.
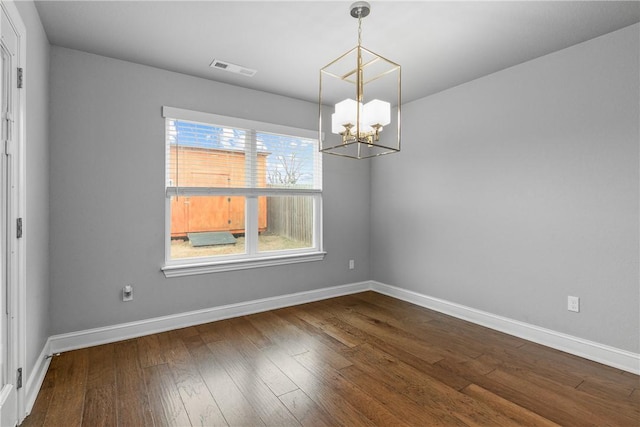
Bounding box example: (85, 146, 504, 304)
(162, 107, 324, 277)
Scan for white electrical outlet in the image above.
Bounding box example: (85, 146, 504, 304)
(349, 259, 355, 270)
(123, 285, 134, 302)
(567, 296, 579, 312)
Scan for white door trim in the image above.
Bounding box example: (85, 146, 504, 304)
(0, 1, 25, 425)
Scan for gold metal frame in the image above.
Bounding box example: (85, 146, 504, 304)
(318, 2, 401, 159)
(319, 45, 401, 159)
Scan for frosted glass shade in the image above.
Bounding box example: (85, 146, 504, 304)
(334, 99, 358, 127)
(330, 113, 343, 134)
(331, 98, 389, 134)
(363, 99, 390, 126)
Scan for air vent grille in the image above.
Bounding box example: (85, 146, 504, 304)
(210, 59, 257, 77)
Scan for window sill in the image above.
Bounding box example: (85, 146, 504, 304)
(161, 251, 326, 278)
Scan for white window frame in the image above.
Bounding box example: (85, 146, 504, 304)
(161, 106, 324, 277)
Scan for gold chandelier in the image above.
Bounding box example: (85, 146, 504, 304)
(319, 1, 401, 159)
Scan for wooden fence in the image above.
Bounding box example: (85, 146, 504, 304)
(169, 145, 268, 237)
(266, 196, 313, 244)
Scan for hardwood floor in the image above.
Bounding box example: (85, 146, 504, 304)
(22, 292, 639, 426)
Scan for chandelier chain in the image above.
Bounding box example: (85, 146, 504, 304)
(358, 15, 362, 46)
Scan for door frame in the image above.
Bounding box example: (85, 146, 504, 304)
(0, 0, 25, 425)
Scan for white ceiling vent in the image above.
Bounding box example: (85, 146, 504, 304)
(209, 59, 257, 77)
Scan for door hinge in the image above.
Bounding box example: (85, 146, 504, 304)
(17, 68, 23, 89)
(17, 368, 22, 389)
(17, 218, 22, 238)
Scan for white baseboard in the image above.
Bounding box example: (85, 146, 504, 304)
(370, 281, 640, 375)
(24, 342, 51, 417)
(46, 279, 639, 376)
(48, 281, 371, 354)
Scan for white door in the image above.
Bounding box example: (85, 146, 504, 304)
(0, 3, 19, 426)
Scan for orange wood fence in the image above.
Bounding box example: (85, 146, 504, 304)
(169, 146, 267, 238)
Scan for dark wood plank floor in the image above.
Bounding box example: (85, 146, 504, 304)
(22, 291, 639, 426)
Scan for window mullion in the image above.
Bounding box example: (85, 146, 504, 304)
(245, 130, 259, 255)
(245, 196, 259, 255)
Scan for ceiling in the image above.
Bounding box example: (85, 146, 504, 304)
(35, 1, 640, 104)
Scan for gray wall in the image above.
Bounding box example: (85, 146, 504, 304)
(49, 46, 370, 335)
(371, 24, 639, 353)
(14, 0, 51, 385)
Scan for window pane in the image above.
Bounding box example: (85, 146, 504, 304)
(257, 133, 321, 190)
(170, 195, 246, 259)
(258, 196, 314, 252)
(167, 120, 249, 188)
